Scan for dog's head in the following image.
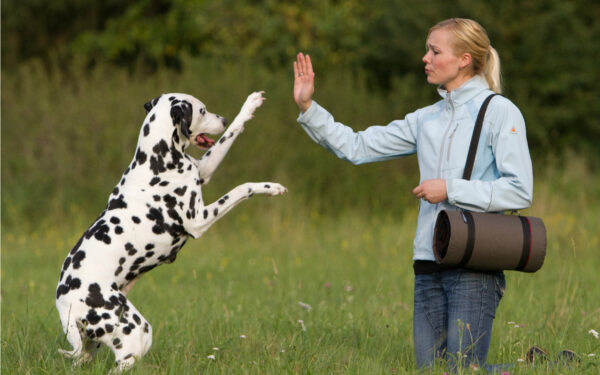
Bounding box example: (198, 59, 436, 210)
(144, 93, 227, 150)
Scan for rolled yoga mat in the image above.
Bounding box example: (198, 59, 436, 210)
(433, 210, 546, 272)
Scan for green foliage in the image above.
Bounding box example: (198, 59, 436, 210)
(2, 0, 599, 159)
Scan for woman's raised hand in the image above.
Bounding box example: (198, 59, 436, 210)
(293, 52, 315, 113)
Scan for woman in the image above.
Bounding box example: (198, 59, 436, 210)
(293, 18, 533, 370)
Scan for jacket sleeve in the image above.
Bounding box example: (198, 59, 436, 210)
(446, 99, 533, 212)
(297, 101, 418, 164)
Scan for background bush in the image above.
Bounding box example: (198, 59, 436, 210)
(2, 0, 600, 155)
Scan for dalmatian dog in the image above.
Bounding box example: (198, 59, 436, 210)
(55, 91, 286, 372)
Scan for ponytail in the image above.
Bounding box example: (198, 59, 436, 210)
(485, 46, 502, 93)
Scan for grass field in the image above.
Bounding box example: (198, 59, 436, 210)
(2, 176, 600, 374)
(2, 60, 600, 374)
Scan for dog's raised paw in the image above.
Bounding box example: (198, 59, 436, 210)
(266, 183, 287, 196)
(239, 91, 266, 120)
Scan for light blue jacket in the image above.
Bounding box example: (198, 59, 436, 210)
(297, 75, 533, 261)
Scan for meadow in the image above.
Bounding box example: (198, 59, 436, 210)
(2, 59, 599, 374)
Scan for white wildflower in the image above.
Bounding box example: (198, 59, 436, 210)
(298, 301, 312, 311)
(588, 353, 596, 357)
(240, 334, 247, 339)
(298, 319, 307, 331)
(517, 358, 525, 363)
(212, 347, 219, 351)
(207, 354, 216, 360)
(589, 329, 599, 339)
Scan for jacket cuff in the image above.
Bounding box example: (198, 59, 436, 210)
(297, 101, 318, 123)
(446, 178, 458, 205)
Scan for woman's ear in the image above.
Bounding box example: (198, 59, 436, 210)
(460, 53, 472, 70)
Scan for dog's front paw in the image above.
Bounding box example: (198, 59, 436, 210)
(239, 91, 266, 122)
(265, 183, 287, 196)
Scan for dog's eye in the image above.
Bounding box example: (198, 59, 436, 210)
(199, 108, 206, 115)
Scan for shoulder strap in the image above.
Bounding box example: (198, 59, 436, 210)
(462, 93, 500, 180)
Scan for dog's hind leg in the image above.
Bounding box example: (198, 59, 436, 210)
(105, 299, 153, 373)
(58, 320, 92, 365)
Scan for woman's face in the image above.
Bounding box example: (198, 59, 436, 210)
(423, 28, 471, 92)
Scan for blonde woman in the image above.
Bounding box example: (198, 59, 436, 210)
(293, 19, 532, 370)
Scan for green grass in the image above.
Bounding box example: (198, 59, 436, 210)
(2, 59, 600, 373)
(2, 187, 600, 374)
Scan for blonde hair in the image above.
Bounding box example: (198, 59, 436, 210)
(428, 18, 502, 93)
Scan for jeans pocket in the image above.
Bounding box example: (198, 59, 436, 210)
(495, 272, 506, 303)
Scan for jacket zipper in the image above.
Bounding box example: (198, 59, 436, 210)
(436, 95, 455, 178)
(447, 124, 458, 162)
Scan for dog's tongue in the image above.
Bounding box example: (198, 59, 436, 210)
(195, 134, 215, 148)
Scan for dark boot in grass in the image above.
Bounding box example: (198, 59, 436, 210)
(526, 346, 550, 364)
(555, 349, 580, 366)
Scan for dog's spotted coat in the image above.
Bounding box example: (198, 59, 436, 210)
(56, 92, 286, 372)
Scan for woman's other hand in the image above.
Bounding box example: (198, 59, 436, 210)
(413, 179, 448, 204)
(293, 52, 315, 113)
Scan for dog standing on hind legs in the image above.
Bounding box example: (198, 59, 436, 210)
(55, 91, 286, 372)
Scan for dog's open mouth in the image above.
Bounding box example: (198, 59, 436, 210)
(195, 134, 216, 149)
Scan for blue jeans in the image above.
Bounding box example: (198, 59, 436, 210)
(413, 268, 505, 370)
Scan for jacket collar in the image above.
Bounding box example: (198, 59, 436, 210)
(437, 75, 490, 107)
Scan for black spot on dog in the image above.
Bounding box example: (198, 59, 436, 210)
(95, 327, 106, 338)
(133, 314, 142, 325)
(174, 186, 187, 196)
(56, 275, 82, 299)
(86, 283, 106, 308)
(136, 149, 148, 165)
(108, 196, 128, 210)
(150, 156, 166, 175)
(149, 114, 156, 122)
(70, 236, 84, 255)
(149, 177, 161, 186)
(113, 338, 123, 349)
(143, 124, 150, 136)
(72, 250, 86, 269)
(203, 209, 208, 219)
(163, 195, 177, 209)
(86, 309, 102, 325)
(105, 324, 114, 333)
(132, 216, 141, 224)
(115, 226, 123, 235)
(167, 209, 183, 224)
(214, 208, 219, 217)
(125, 243, 137, 256)
(62, 257, 72, 271)
(112, 186, 120, 196)
(145, 243, 154, 250)
(159, 181, 169, 187)
(153, 195, 161, 202)
(153, 140, 169, 157)
(110, 217, 120, 224)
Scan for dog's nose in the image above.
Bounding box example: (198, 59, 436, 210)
(219, 116, 228, 126)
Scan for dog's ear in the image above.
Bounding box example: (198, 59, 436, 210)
(144, 95, 163, 114)
(170, 101, 192, 138)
